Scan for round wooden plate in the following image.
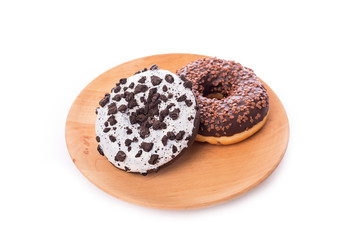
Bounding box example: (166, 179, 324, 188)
(65, 53, 289, 210)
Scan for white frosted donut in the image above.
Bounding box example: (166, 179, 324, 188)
(95, 65, 199, 175)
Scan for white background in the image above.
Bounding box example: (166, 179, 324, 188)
(1, 0, 359, 239)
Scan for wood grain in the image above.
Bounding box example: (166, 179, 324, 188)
(65, 53, 289, 209)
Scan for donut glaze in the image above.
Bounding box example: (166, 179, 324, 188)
(95, 65, 199, 174)
(177, 57, 269, 140)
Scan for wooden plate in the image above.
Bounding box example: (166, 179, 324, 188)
(65, 53, 289, 210)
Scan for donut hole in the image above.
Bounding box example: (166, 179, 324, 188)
(205, 92, 226, 100)
(203, 84, 228, 100)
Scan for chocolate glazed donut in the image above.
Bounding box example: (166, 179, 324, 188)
(177, 57, 269, 145)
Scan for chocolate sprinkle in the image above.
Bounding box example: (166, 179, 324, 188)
(162, 85, 168, 92)
(96, 136, 100, 142)
(129, 82, 135, 89)
(103, 127, 110, 133)
(109, 135, 116, 142)
(172, 145, 178, 153)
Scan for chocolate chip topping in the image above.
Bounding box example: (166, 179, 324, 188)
(159, 108, 169, 121)
(135, 150, 142, 158)
(119, 78, 127, 84)
(134, 84, 148, 94)
(99, 95, 109, 107)
(140, 142, 153, 152)
(151, 75, 162, 86)
(168, 93, 173, 98)
(167, 131, 176, 140)
(135, 68, 148, 75)
(162, 85, 168, 92)
(184, 80, 192, 89)
(161, 135, 168, 146)
(177, 94, 186, 102)
(169, 110, 179, 120)
(149, 64, 159, 70)
(107, 116, 117, 126)
(96, 136, 100, 142)
(126, 127, 132, 135)
(160, 94, 168, 102)
(153, 120, 166, 130)
(179, 75, 187, 81)
(176, 131, 185, 140)
(165, 74, 174, 83)
(107, 102, 118, 115)
(125, 92, 134, 102)
(97, 145, 104, 156)
(112, 94, 121, 101)
(103, 127, 110, 133)
(125, 139, 132, 146)
(172, 145, 177, 153)
(185, 99, 193, 107)
(138, 76, 146, 83)
(129, 82, 135, 89)
(114, 86, 121, 93)
(136, 114, 147, 123)
(115, 151, 126, 162)
(148, 154, 159, 165)
(118, 104, 127, 113)
(109, 135, 116, 142)
(139, 127, 150, 139)
(127, 99, 138, 109)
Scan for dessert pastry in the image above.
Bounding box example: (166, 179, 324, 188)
(177, 57, 269, 145)
(95, 65, 199, 175)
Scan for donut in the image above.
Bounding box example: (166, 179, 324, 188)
(177, 57, 269, 145)
(95, 64, 199, 175)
